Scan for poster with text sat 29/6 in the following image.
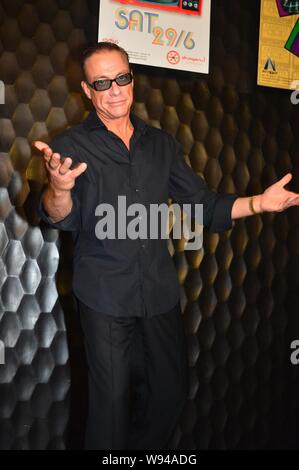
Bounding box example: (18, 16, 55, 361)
(98, 0, 211, 74)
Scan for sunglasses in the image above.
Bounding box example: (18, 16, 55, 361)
(86, 72, 133, 92)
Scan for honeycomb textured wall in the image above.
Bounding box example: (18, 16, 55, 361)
(1, 0, 299, 450)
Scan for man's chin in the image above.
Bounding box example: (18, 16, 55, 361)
(109, 108, 131, 119)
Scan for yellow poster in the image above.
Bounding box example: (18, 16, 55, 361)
(258, 0, 299, 90)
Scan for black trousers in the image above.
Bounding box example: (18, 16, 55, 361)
(78, 300, 189, 450)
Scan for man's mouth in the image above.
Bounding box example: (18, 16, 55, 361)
(108, 100, 126, 106)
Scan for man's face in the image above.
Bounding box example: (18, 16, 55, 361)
(81, 50, 133, 122)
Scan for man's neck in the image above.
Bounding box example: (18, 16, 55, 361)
(98, 113, 133, 134)
(98, 113, 134, 149)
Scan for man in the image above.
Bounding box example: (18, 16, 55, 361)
(34, 42, 299, 450)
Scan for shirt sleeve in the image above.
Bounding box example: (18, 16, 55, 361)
(37, 134, 82, 232)
(168, 136, 238, 232)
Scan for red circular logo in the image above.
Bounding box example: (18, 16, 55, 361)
(167, 50, 180, 65)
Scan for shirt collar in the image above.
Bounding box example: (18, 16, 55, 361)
(83, 108, 148, 134)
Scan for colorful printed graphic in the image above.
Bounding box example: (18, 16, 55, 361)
(258, 0, 299, 90)
(285, 18, 299, 56)
(277, 0, 299, 16)
(112, 0, 202, 17)
(99, 0, 211, 73)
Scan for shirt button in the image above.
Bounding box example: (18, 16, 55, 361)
(135, 188, 139, 192)
(141, 244, 145, 248)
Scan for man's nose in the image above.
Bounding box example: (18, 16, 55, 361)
(110, 80, 121, 95)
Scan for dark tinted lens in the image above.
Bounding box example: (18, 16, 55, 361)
(115, 73, 132, 86)
(93, 79, 111, 91)
(90, 73, 132, 91)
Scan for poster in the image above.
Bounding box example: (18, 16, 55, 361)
(98, 0, 211, 74)
(258, 0, 299, 90)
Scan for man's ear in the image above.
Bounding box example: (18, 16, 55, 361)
(81, 80, 92, 100)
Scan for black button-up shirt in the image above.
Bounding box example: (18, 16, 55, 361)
(38, 110, 237, 317)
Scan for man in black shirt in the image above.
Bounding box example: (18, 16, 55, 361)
(34, 42, 299, 450)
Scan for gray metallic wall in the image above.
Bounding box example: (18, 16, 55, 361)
(1, 0, 299, 450)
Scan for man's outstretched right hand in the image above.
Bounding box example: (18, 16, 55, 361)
(33, 140, 87, 191)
